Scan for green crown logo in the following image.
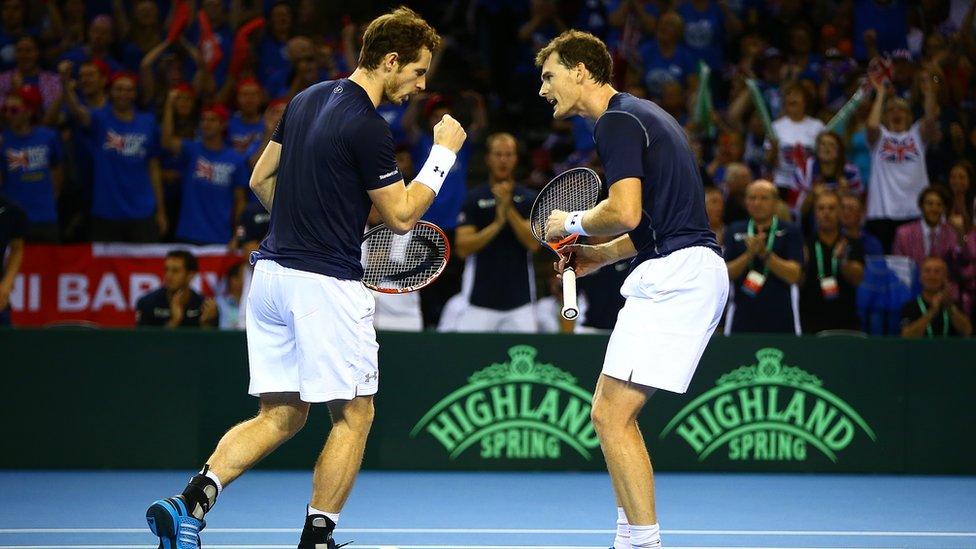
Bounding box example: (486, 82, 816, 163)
(662, 348, 875, 463)
(412, 345, 599, 461)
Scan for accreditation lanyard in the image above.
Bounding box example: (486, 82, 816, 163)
(814, 241, 838, 280)
(917, 297, 949, 338)
(747, 216, 779, 276)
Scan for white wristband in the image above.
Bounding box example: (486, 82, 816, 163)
(415, 144, 457, 195)
(564, 210, 590, 236)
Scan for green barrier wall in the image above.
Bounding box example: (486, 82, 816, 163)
(3, 330, 973, 473)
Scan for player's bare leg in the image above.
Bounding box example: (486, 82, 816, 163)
(310, 395, 375, 512)
(591, 374, 660, 547)
(207, 392, 310, 484)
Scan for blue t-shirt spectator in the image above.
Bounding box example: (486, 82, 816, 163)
(174, 140, 250, 244)
(87, 106, 161, 220)
(257, 36, 289, 85)
(228, 114, 264, 155)
(0, 127, 62, 223)
(677, 0, 725, 70)
(604, 0, 660, 51)
(58, 48, 122, 74)
(413, 133, 470, 231)
(639, 40, 696, 97)
(186, 22, 234, 87)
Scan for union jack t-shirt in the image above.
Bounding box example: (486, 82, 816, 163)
(867, 122, 929, 220)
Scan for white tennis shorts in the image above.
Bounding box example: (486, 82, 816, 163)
(246, 260, 379, 402)
(603, 246, 729, 393)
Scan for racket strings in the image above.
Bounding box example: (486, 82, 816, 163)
(362, 225, 447, 291)
(529, 168, 602, 244)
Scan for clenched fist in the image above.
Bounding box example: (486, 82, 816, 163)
(433, 114, 467, 153)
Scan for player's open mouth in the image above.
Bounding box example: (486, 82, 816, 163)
(548, 97, 557, 109)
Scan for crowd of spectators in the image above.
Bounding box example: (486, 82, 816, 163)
(0, 0, 973, 338)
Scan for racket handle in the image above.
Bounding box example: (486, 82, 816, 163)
(561, 267, 579, 321)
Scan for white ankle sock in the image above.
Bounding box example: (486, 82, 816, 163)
(613, 507, 631, 549)
(630, 523, 661, 548)
(307, 505, 340, 525)
(203, 470, 222, 495)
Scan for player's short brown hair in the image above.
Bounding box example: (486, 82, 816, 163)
(358, 6, 441, 71)
(535, 30, 613, 85)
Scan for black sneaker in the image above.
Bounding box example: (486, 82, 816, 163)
(297, 514, 351, 549)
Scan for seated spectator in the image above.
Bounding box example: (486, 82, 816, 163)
(217, 262, 244, 330)
(161, 93, 248, 245)
(0, 0, 37, 72)
(840, 193, 884, 256)
(228, 78, 265, 154)
(136, 250, 218, 328)
(864, 74, 939, 252)
(900, 256, 972, 338)
(705, 185, 725, 245)
(454, 133, 540, 332)
(0, 35, 61, 112)
(800, 190, 865, 333)
(63, 69, 166, 242)
(229, 201, 271, 329)
(0, 194, 25, 326)
(794, 131, 862, 233)
(766, 82, 824, 201)
(724, 179, 804, 334)
(945, 161, 976, 317)
(892, 186, 958, 267)
(0, 85, 62, 242)
(705, 131, 744, 185)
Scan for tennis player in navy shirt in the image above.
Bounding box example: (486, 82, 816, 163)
(147, 8, 467, 549)
(161, 94, 248, 245)
(538, 30, 729, 549)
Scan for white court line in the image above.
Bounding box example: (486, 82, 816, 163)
(0, 528, 973, 537)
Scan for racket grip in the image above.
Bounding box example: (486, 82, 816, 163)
(561, 267, 579, 321)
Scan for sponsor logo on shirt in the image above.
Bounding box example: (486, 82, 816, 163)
(193, 158, 236, 186)
(412, 345, 600, 461)
(879, 135, 920, 163)
(5, 146, 49, 171)
(661, 348, 876, 463)
(104, 130, 149, 157)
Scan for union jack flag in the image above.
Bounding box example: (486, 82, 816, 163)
(194, 159, 215, 181)
(5, 149, 28, 170)
(880, 137, 918, 163)
(104, 130, 126, 153)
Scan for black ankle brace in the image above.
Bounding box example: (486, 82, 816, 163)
(181, 465, 219, 520)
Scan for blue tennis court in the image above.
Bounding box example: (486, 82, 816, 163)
(1, 471, 973, 549)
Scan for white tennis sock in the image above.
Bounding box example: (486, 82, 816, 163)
(307, 504, 340, 525)
(613, 507, 631, 549)
(630, 523, 662, 548)
(203, 469, 222, 495)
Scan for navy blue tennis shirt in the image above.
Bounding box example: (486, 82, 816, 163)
(594, 93, 718, 264)
(258, 79, 402, 279)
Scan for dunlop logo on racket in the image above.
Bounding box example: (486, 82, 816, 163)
(411, 345, 599, 461)
(661, 348, 876, 463)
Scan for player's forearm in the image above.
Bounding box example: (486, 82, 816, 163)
(581, 200, 641, 237)
(603, 234, 637, 262)
(251, 177, 275, 212)
(766, 253, 802, 284)
(384, 181, 437, 234)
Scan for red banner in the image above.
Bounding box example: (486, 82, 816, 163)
(9, 244, 242, 327)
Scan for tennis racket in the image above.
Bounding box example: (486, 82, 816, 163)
(361, 221, 450, 294)
(528, 167, 602, 320)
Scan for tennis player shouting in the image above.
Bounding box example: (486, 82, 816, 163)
(538, 31, 728, 549)
(146, 7, 466, 549)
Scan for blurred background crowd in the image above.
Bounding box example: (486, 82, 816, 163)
(0, 0, 973, 338)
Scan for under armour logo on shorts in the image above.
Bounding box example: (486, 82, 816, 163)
(363, 372, 378, 383)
